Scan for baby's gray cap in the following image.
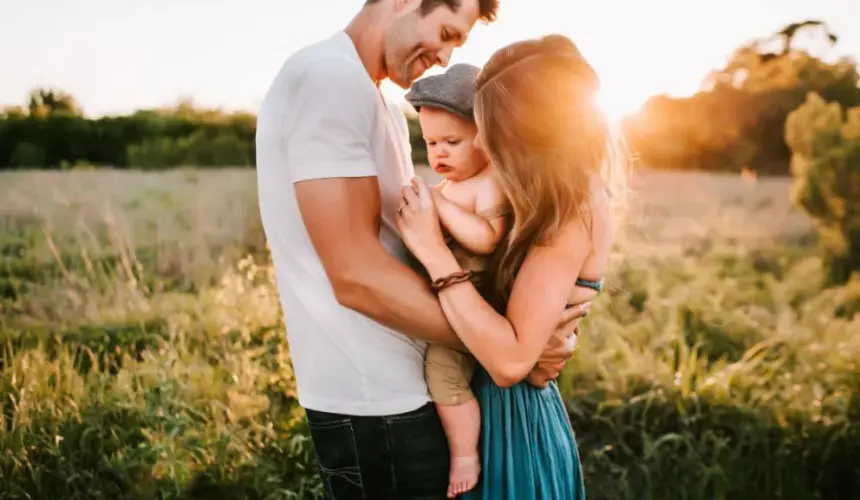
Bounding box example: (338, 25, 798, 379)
(405, 63, 481, 121)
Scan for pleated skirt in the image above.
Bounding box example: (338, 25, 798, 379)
(462, 367, 586, 500)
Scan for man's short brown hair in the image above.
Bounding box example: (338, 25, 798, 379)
(365, 0, 498, 22)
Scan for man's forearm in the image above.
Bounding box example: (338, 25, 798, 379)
(334, 245, 466, 351)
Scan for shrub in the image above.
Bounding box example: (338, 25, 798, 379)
(785, 92, 860, 283)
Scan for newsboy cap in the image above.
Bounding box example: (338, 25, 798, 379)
(405, 63, 481, 122)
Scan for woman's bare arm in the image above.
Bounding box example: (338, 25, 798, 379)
(419, 219, 592, 387)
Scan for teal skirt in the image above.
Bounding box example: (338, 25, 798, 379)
(462, 367, 586, 500)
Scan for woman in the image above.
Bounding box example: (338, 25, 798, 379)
(396, 34, 627, 499)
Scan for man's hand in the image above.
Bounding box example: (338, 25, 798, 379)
(525, 300, 592, 388)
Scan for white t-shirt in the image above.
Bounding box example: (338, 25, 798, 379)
(255, 31, 430, 416)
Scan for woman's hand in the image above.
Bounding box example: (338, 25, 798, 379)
(526, 300, 592, 388)
(396, 177, 451, 266)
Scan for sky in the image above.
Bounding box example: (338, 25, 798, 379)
(2, 0, 858, 119)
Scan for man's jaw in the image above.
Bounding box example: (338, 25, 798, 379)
(383, 50, 429, 88)
(402, 51, 431, 85)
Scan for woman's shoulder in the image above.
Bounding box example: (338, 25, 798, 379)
(556, 179, 614, 248)
(581, 178, 615, 252)
(580, 176, 612, 220)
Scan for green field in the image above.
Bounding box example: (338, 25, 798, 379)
(1, 167, 858, 499)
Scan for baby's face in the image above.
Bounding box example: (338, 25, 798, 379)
(418, 107, 487, 182)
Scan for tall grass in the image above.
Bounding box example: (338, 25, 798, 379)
(0, 168, 858, 499)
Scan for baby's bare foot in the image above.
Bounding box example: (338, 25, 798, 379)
(447, 455, 480, 498)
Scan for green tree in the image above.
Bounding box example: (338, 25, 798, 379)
(785, 92, 860, 283)
(181, 130, 252, 167)
(8, 142, 48, 168)
(627, 20, 860, 175)
(0, 89, 260, 169)
(1, 106, 26, 119)
(27, 88, 82, 117)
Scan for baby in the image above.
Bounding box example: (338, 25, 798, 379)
(406, 63, 509, 498)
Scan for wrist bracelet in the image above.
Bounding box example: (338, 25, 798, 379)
(431, 270, 479, 293)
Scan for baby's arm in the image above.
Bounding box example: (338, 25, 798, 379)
(432, 180, 508, 255)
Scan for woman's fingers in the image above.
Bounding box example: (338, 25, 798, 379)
(539, 337, 574, 364)
(526, 359, 566, 388)
(528, 302, 594, 388)
(559, 300, 591, 328)
(524, 370, 550, 388)
(544, 360, 565, 374)
(415, 180, 431, 208)
(401, 184, 420, 210)
(412, 176, 432, 205)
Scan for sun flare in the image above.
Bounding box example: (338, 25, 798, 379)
(595, 86, 645, 122)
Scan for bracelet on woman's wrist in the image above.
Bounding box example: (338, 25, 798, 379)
(431, 270, 480, 293)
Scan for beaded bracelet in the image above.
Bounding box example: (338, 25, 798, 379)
(431, 270, 480, 293)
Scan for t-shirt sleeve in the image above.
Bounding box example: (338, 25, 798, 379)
(286, 62, 378, 183)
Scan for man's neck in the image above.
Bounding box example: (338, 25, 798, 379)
(344, 6, 390, 87)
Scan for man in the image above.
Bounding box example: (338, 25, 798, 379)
(255, 1, 590, 498)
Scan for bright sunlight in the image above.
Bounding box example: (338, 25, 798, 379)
(595, 84, 647, 122)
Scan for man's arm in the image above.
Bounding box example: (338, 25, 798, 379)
(295, 177, 464, 350)
(280, 62, 464, 350)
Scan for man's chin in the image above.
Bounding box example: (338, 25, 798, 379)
(390, 78, 412, 90)
(388, 71, 416, 90)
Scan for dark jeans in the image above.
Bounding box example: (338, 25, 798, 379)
(305, 402, 451, 500)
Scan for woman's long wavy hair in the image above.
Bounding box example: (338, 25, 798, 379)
(474, 34, 629, 309)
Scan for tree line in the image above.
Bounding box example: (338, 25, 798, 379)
(0, 93, 257, 169)
(1, 20, 858, 175)
(623, 20, 860, 175)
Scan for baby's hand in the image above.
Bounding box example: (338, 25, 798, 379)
(424, 182, 448, 205)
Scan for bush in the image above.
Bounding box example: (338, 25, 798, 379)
(126, 136, 189, 169)
(126, 131, 253, 169)
(785, 92, 860, 283)
(2, 169, 858, 499)
(8, 142, 47, 168)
